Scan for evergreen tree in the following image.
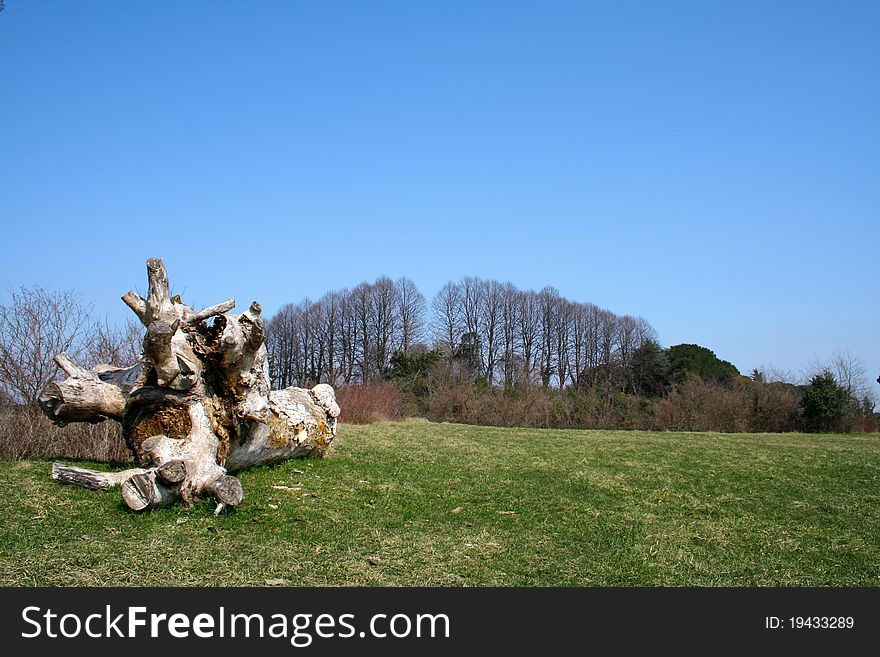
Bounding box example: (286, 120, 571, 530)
(666, 343, 740, 385)
(801, 369, 855, 432)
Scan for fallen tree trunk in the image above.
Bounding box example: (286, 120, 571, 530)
(39, 258, 341, 512)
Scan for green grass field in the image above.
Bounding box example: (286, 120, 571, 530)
(1, 420, 878, 586)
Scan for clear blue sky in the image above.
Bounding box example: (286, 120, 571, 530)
(1, 0, 878, 385)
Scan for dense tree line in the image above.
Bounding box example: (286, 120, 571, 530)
(266, 276, 426, 388)
(266, 275, 659, 396)
(430, 278, 658, 393)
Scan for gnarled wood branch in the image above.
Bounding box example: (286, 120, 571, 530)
(121, 290, 147, 324)
(186, 298, 236, 324)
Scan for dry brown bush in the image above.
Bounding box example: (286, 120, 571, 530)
(852, 413, 880, 433)
(335, 382, 406, 424)
(425, 383, 479, 425)
(652, 375, 752, 432)
(425, 382, 562, 429)
(504, 385, 555, 428)
(750, 381, 802, 432)
(0, 403, 131, 462)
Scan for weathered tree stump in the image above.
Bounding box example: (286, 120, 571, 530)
(38, 258, 340, 512)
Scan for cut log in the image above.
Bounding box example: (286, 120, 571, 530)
(156, 459, 187, 484)
(51, 463, 149, 490)
(209, 475, 245, 506)
(40, 258, 340, 512)
(120, 472, 179, 511)
(38, 354, 139, 425)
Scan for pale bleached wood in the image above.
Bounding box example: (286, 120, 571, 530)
(41, 258, 340, 512)
(143, 320, 181, 387)
(122, 290, 147, 324)
(38, 354, 137, 424)
(116, 400, 235, 511)
(55, 352, 94, 379)
(156, 459, 186, 484)
(51, 463, 149, 489)
(186, 298, 236, 324)
(311, 383, 341, 418)
(120, 471, 178, 510)
(144, 257, 174, 324)
(224, 386, 337, 471)
(94, 363, 142, 391)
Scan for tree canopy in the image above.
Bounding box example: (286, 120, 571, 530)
(666, 343, 740, 385)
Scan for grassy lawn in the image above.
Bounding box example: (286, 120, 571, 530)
(1, 419, 878, 586)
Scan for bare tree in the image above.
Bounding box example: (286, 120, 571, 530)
(583, 302, 601, 382)
(460, 277, 483, 366)
(516, 290, 540, 385)
(616, 315, 640, 394)
(432, 281, 463, 375)
(0, 286, 92, 406)
(554, 298, 573, 387)
(86, 318, 143, 369)
(596, 309, 619, 402)
(264, 273, 667, 406)
(831, 350, 875, 403)
(634, 316, 658, 346)
(337, 288, 357, 384)
(301, 298, 323, 385)
(395, 276, 426, 355)
(266, 302, 301, 388)
(320, 291, 342, 386)
(569, 302, 589, 388)
(371, 277, 397, 377)
(751, 365, 795, 384)
(500, 282, 519, 388)
(538, 286, 560, 387)
(479, 279, 503, 383)
(351, 282, 374, 383)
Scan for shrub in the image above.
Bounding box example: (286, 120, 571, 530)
(0, 403, 131, 461)
(335, 383, 406, 424)
(425, 382, 480, 425)
(800, 370, 858, 433)
(750, 381, 801, 432)
(653, 375, 751, 432)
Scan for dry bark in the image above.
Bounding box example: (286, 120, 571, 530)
(38, 258, 340, 512)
